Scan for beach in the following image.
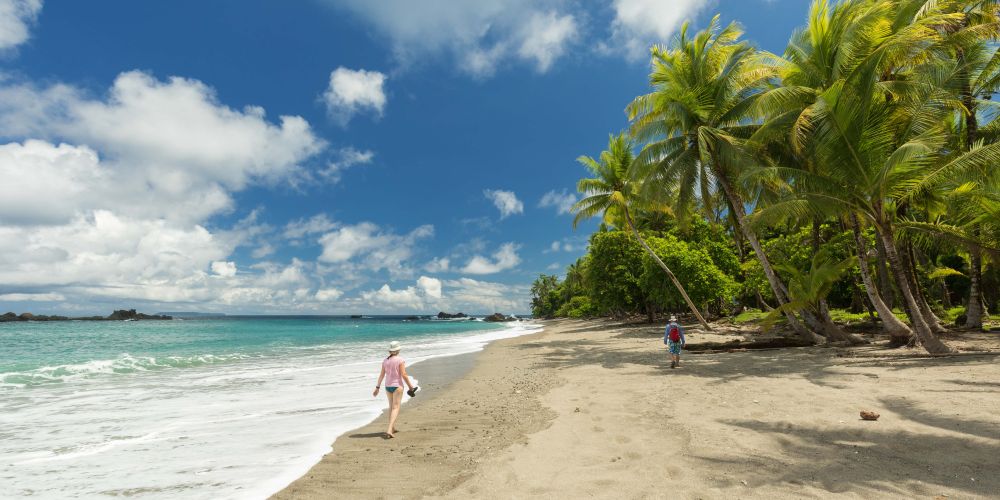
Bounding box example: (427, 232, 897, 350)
(277, 319, 1000, 499)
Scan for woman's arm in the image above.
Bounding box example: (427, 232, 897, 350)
(373, 366, 385, 396)
(400, 362, 414, 390)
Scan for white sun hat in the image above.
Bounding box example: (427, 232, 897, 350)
(388, 341, 402, 352)
(669, 315, 677, 322)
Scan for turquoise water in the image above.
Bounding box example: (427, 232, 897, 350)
(0, 316, 539, 499)
(0, 316, 504, 387)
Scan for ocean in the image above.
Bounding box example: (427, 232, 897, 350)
(0, 316, 540, 499)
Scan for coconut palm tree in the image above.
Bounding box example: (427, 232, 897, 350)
(750, 0, 1000, 353)
(627, 16, 825, 343)
(572, 133, 712, 330)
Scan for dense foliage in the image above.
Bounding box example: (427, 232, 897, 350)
(531, 0, 1000, 354)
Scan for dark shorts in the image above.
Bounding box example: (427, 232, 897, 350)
(386, 386, 399, 393)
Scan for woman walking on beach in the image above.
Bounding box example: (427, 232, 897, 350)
(373, 341, 415, 438)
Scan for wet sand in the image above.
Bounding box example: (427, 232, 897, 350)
(275, 319, 1000, 499)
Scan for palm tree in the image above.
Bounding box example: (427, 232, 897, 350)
(572, 133, 712, 330)
(627, 16, 824, 343)
(751, 0, 1000, 353)
(751, 0, 914, 341)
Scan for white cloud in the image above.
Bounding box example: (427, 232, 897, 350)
(211, 261, 237, 278)
(283, 214, 338, 241)
(608, 0, 712, 59)
(538, 189, 577, 215)
(423, 257, 450, 273)
(315, 288, 344, 301)
(484, 189, 524, 219)
(360, 283, 426, 311)
(517, 11, 578, 72)
(322, 67, 387, 126)
(0, 72, 325, 225)
(325, 1, 577, 77)
(0, 71, 343, 313)
(319, 147, 374, 183)
(416, 275, 442, 299)
(0, 292, 64, 301)
(0, 0, 42, 51)
(462, 242, 521, 274)
(443, 277, 528, 313)
(318, 222, 434, 277)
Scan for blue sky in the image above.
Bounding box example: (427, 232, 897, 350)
(0, 0, 805, 315)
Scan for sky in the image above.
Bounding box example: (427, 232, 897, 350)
(0, 0, 807, 315)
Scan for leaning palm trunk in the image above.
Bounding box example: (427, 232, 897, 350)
(622, 207, 712, 330)
(901, 241, 949, 334)
(716, 174, 823, 344)
(851, 215, 913, 342)
(876, 223, 953, 354)
(965, 246, 985, 330)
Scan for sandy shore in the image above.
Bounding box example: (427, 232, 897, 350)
(275, 319, 1000, 499)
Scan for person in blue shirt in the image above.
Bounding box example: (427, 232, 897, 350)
(663, 315, 686, 369)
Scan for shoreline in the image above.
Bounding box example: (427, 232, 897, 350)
(275, 318, 1000, 499)
(265, 321, 546, 498)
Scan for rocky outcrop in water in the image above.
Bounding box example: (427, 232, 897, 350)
(484, 313, 517, 322)
(436, 311, 468, 319)
(0, 309, 172, 322)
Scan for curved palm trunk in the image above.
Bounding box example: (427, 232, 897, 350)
(965, 246, 985, 330)
(873, 234, 898, 309)
(876, 222, 953, 354)
(715, 174, 823, 344)
(623, 207, 712, 331)
(902, 241, 949, 333)
(851, 215, 913, 341)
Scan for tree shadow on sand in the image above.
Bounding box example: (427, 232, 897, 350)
(708, 418, 999, 496)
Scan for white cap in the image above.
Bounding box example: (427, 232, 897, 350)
(388, 341, 402, 352)
(669, 315, 677, 322)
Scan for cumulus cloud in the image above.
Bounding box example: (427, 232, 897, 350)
(461, 242, 521, 274)
(0, 0, 42, 51)
(0, 72, 325, 225)
(360, 283, 427, 311)
(538, 189, 577, 215)
(0, 71, 339, 313)
(322, 67, 387, 126)
(443, 277, 528, 313)
(517, 11, 577, 72)
(416, 275, 442, 299)
(318, 222, 434, 277)
(484, 189, 523, 219)
(314, 288, 344, 301)
(325, 1, 577, 77)
(423, 257, 450, 273)
(607, 0, 712, 59)
(211, 261, 237, 278)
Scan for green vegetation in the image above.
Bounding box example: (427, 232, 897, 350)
(531, 0, 1000, 354)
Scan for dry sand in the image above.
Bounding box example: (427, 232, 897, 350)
(275, 319, 1000, 499)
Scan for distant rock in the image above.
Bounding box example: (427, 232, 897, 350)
(437, 311, 468, 319)
(350, 315, 363, 319)
(484, 313, 516, 322)
(106, 309, 172, 321)
(1, 312, 18, 322)
(404, 315, 421, 321)
(19, 312, 34, 320)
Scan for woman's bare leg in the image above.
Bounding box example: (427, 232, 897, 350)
(386, 389, 403, 437)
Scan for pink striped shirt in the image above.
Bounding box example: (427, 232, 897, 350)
(382, 356, 404, 387)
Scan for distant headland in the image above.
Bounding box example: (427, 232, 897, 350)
(0, 309, 172, 322)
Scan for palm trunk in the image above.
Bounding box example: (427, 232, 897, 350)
(623, 207, 712, 331)
(715, 173, 822, 344)
(851, 215, 913, 341)
(873, 233, 897, 309)
(876, 222, 953, 353)
(816, 300, 868, 344)
(965, 245, 985, 330)
(903, 241, 948, 333)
